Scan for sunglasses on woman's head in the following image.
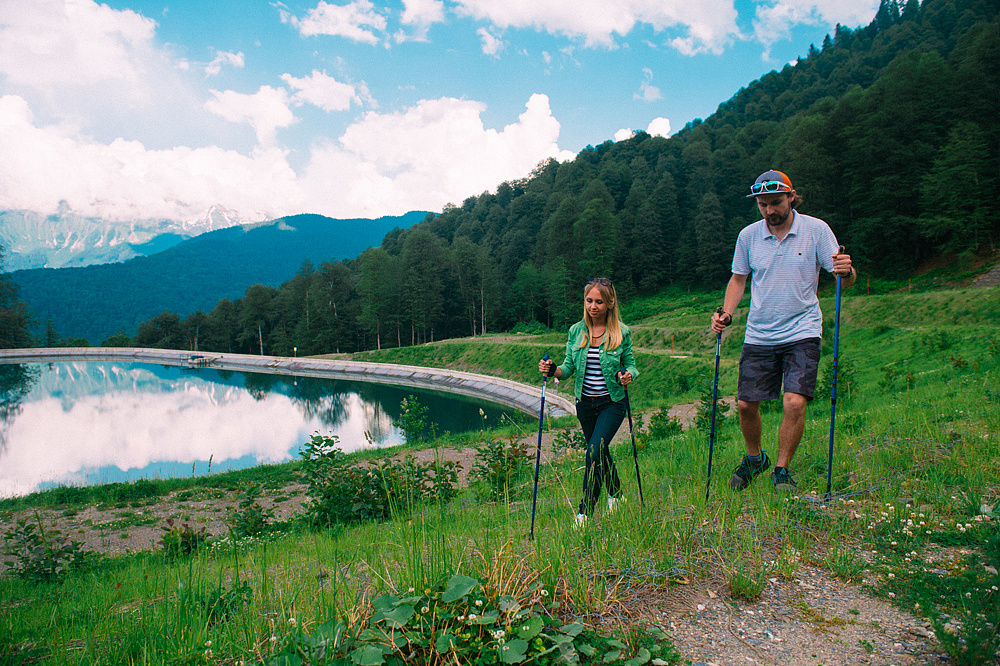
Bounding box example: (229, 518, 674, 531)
(587, 278, 612, 287)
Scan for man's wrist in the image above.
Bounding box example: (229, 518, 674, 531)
(722, 312, 733, 326)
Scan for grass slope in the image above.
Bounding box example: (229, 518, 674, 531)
(2, 284, 998, 665)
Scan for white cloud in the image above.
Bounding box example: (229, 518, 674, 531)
(204, 50, 244, 76)
(477, 27, 505, 56)
(753, 0, 879, 56)
(300, 93, 575, 218)
(281, 70, 371, 112)
(401, 0, 445, 27)
(286, 0, 387, 44)
(205, 85, 297, 146)
(0, 0, 159, 88)
(635, 67, 663, 101)
(614, 128, 633, 141)
(453, 0, 740, 54)
(0, 94, 300, 221)
(647, 116, 671, 137)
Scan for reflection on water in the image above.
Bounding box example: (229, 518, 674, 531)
(0, 361, 516, 498)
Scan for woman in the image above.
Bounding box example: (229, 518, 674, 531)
(539, 278, 639, 526)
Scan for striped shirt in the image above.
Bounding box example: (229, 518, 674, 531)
(581, 346, 609, 397)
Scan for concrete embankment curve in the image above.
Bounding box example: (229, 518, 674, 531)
(0, 348, 576, 419)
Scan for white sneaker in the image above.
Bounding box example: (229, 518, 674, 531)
(574, 513, 588, 528)
(608, 496, 626, 512)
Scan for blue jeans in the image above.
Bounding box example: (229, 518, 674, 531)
(576, 395, 625, 515)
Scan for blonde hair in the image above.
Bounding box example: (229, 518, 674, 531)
(577, 281, 623, 351)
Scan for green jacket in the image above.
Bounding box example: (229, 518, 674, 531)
(556, 320, 639, 402)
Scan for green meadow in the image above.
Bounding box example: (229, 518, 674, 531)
(2, 282, 998, 665)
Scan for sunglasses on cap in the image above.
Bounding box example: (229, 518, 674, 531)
(587, 278, 612, 287)
(747, 181, 793, 197)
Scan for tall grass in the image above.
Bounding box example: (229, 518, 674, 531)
(2, 285, 998, 664)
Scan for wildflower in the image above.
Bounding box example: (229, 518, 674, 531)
(541, 590, 549, 596)
(288, 617, 297, 627)
(408, 587, 415, 592)
(889, 592, 895, 598)
(475, 600, 483, 607)
(270, 636, 278, 643)
(205, 641, 212, 648)
(888, 573, 895, 579)
(422, 606, 430, 613)
(966, 593, 972, 598)
(468, 614, 477, 621)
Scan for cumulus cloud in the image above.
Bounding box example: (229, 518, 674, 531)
(452, 0, 740, 54)
(281, 70, 371, 112)
(477, 27, 505, 56)
(614, 128, 633, 142)
(204, 50, 244, 76)
(0, 90, 574, 222)
(753, 0, 879, 56)
(205, 85, 297, 146)
(0, 94, 300, 221)
(284, 0, 388, 44)
(300, 93, 575, 218)
(647, 116, 671, 137)
(634, 67, 663, 102)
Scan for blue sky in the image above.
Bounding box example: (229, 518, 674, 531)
(0, 0, 880, 224)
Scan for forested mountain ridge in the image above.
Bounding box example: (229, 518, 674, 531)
(42, 0, 1000, 357)
(14, 212, 426, 345)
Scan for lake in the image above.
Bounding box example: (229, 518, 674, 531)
(0, 361, 520, 498)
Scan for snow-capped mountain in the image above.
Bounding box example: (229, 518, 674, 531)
(0, 204, 251, 270)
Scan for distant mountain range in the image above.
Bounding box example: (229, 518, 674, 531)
(11, 211, 427, 344)
(0, 205, 250, 270)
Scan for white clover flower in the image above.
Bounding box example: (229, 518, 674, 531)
(468, 614, 477, 621)
(205, 641, 212, 648)
(475, 600, 483, 607)
(889, 592, 895, 598)
(541, 590, 549, 596)
(288, 617, 297, 627)
(422, 606, 430, 613)
(888, 573, 895, 579)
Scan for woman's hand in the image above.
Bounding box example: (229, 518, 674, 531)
(617, 370, 632, 387)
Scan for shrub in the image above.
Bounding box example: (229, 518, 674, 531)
(695, 379, 730, 433)
(300, 432, 459, 527)
(646, 407, 682, 439)
(469, 435, 530, 502)
(159, 518, 209, 561)
(226, 481, 275, 538)
(393, 395, 437, 444)
(2, 511, 91, 583)
(551, 428, 586, 456)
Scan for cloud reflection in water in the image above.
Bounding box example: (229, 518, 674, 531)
(0, 362, 402, 497)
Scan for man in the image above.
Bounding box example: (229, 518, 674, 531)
(711, 170, 855, 491)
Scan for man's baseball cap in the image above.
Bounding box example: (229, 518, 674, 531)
(747, 170, 794, 197)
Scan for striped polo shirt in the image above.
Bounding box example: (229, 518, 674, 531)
(732, 211, 840, 345)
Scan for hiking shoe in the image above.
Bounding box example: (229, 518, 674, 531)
(607, 495, 626, 513)
(728, 451, 772, 491)
(771, 467, 798, 491)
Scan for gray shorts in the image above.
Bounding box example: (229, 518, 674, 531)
(737, 338, 821, 402)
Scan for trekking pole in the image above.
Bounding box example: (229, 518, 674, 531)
(621, 377, 645, 506)
(826, 247, 846, 498)
(529, 354, 550, 540)
(706, 307, 724, 502)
